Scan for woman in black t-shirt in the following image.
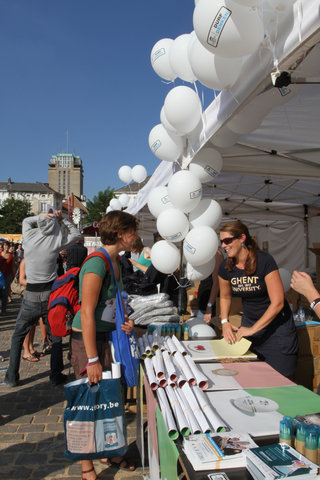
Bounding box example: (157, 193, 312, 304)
(218, 221, 298, 377)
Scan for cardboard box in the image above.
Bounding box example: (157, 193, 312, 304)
(296, 325, 320, 356)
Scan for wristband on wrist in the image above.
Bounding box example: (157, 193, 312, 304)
(207, 302, 213, 307)
(310, 298, 320, 310)
(88, 356, 99, 363)
(221, 318, 229, 325)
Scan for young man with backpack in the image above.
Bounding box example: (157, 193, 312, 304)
(4, 210, 82, 387)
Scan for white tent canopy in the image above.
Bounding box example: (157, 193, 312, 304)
(127, 0, 320, 274)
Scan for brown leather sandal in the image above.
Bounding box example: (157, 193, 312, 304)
(100, 457, 136, 471)
(81, 467, 100, 480)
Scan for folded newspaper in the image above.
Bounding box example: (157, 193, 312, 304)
(183, 432, 258, 471)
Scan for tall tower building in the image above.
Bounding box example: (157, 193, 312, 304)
(48, 153, 84, 199)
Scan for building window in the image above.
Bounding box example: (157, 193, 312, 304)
(40, 202, 47, 213)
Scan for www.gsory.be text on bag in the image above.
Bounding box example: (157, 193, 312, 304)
(100, 248, 140, 388)
(64, 377, 127, 460)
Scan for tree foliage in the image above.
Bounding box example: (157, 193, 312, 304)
(0, 197, 33, 233)
(84, 188, 114, 223)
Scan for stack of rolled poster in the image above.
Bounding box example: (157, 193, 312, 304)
(141, 332, 229, 438)
(140, 332, 209, 391)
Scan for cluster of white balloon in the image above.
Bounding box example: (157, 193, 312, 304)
(148, 0, 296, 161)
(106, 164, 148, 213)
(148, 147, 223, 281)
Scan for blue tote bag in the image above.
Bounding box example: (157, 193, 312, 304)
(64, 378, 127, 460)
(100, 248, 140, 387)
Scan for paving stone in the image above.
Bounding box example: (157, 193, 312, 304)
(18, 423, 45, 433)
(32, 415, 59, 424)
(15, 453, 48, 465)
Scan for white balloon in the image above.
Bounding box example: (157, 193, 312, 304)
(157, 208, 190, 243)
(132, 165, 147, 184)
(189, 36, 243, 90)
(189, 199, 222, 230)
(167, 170, 202, 214)
(150, 38, 177, 82)
(164, 86, 202, 136)
(189, 146, 223, 183)
(118, 193, 129, 208)
(279, 268, 291, 293)
(193, 0, 264, 58)
(186, 257, 216, 281)
(169, 34, 197, 83)
(160, 106, 181, 136)
(106, 206, 113, 213)
(118, 165, 132, 184)
(151, 240, 181, 274)
(149, 124, 184, 162)
(183, 226, 218, 266)
(109, 198, 122, 211)
(147, 185, 173, 218)
(210, 125, 239, 148)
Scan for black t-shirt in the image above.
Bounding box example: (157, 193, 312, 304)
(218, 250, 278, 322)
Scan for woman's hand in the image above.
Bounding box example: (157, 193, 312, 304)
(203, 313, 212, 324)
(222, 322, 238, 344)
(121, 317, 134, 335)
(236, 326, 254, 342)
(291, 270, 317, 300)
(87, 361, 102, 385)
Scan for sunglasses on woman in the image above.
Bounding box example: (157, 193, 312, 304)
(220, 236, 238, 246)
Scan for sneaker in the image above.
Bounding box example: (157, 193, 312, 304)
(42, 342, 52, 355)
(50, 373, 68, 386)
(4, 376, 18, 388)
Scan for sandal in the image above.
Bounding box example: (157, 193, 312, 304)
(33, 350, 44, 358)
(100, 457, 136, 471)
(22, 353, 39, 363)
(81, 467, 100, 480)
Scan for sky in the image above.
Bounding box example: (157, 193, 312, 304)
(0, 0, 216, 201)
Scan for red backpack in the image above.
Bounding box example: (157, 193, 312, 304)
(47, 250, 109, 337)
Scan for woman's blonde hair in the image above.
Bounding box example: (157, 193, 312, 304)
(99, 211, 138, 245)
(220, 220, 258, 275)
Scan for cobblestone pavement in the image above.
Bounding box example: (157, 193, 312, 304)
(0, 296, 147, 480)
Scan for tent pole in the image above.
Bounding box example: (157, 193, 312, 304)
(304, 205, 309, 269)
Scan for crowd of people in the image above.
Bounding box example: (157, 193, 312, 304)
(1, 209, 320, 479)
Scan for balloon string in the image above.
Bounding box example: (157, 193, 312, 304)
(168, 273, 192, 289)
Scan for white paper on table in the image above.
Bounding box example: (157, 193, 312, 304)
(175, 387, 201, 435)
(197, 363, 240, 391)
(172, 335, 188, 355)
(143, 334, 152, 356)
(137, 337, 146, 359)
(181, 383, 212, 433)
(163, 360, 176, 388)
(152, 351, 165, 379)
(144, 357, 159, 390)
(172, 356, 187, 388)
(174, 351, 196, 386)
(184, 354, 209, 390)
(205, 390, 282, 436)
(165, 385, 190, 436)
(156, 387, 178, 440)
(163, 350, 178, 382)
(165, 336, 177, 355)
(192, 386, 228, 432)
